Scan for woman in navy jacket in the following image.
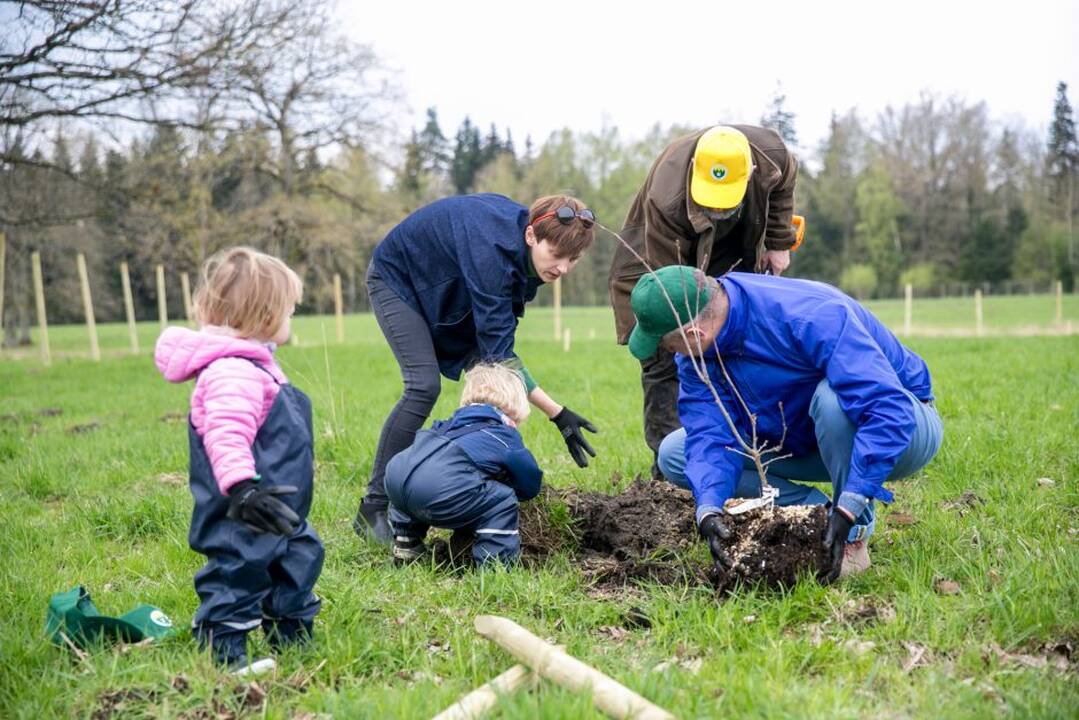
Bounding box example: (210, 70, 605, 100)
(355, 193, 599, 543)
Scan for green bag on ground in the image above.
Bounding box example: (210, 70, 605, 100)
(46, 586, 177, 648)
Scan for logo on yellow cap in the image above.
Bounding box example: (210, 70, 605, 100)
(691, 127, 752, 210)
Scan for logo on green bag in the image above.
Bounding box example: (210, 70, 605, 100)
(150, 610, 173, 627)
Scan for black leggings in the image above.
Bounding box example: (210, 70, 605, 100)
(363, 267, 442, 508)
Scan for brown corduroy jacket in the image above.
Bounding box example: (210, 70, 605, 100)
(608, 124, 798, 344)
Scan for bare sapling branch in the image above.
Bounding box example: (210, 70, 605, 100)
(599, 221, 789, 504)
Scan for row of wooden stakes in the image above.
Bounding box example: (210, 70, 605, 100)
(0, 235, 349, 365)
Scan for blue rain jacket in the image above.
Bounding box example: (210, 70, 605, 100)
(424, 403, 544, 500)
(370, 194, 543, 381)
(677, 273, 934, 513)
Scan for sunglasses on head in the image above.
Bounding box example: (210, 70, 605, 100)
(532, 205, 596, 229)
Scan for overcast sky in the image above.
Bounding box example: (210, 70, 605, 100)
(340, 0, 1079, 159)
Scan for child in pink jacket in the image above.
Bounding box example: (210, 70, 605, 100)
(155, 247, 322, 673)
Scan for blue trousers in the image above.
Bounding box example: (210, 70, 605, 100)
(657, 380, 943, 542)
(385, 434, 521, 566)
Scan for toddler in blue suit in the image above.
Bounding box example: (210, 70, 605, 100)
(385, 363, 543, 566)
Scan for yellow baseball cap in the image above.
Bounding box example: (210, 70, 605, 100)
(690, 126, 752, 210)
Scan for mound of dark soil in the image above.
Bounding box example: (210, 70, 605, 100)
(710, 503, 830, 592)
(565, 479, 697, 559)
(520, 478, 829, 593)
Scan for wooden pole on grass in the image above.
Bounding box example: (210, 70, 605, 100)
(156, 264, 167, 331)
(903, 283, 913, 336)
(553, 276, 562, 341)
(562, 327, 571, 353)
(76, 253, 100, 361)
(974, 289, 984, 336)
(474, 615, 674, 720)
(180, 271, 194, 323)
(1056, 280, 1063, 325)
(0, 232, 6, 333)
(432, 645, 565, 720)
(333, 273, 344, 343)
(120, 261, 139, 354)
(431, 664, 535, 720)
(31, 251, 50, 366)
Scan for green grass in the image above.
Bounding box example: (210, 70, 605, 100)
(2, 291, 1076, 362)
(1, 307, 1077, 719)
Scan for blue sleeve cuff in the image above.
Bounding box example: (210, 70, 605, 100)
(843, 478, 895, 504)
(837, 491, 871, 519)
(695, 504, 724, 525)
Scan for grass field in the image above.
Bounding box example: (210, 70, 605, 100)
(1, 306, 1077, 718)
(1, 291, 1077, 362)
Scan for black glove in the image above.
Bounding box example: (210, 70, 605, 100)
(698, 514, 734, 571)
(551, 406, 598, 468)
(820, 509, 855, 585)
(227, 479, 301, 535)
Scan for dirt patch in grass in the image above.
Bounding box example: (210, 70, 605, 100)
(519, 477, 829, 593)
(564, 479, 697, 559)
(67, 420, 102, 435)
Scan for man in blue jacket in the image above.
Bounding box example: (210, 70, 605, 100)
(627, 266, 943, 582)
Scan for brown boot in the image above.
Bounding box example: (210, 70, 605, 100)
(840, 540, 871, 577)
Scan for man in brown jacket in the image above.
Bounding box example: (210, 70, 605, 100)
(608, 125, 800, 473)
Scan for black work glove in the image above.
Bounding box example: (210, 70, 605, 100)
(820, 509, 855, 585)
(551, 406, 598, 468)
(698, 513, 734, 571)
(226, 479, 301, 536)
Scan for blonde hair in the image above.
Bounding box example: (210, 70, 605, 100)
(193, 246, 303, 341)
(460, 363, 530, 425)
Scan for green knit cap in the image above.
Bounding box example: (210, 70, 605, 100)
(628, 266, 714, 360)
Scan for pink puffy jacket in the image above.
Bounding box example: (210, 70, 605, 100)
(155, 326, 288, 495)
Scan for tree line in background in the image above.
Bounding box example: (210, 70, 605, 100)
(1, 1, 1076, 345)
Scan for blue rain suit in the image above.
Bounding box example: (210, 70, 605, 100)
(187, 362, 323, 644)
(670, 274, 939, 526)
(385, 404, 543, 565)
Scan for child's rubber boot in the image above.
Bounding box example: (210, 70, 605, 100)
(393, 535, 428, 564)
(206, 631, 276, 677)
(449, 528, 475, 569)
(263, 617, 314, 652)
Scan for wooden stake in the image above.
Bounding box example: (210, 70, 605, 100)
(76, 253, 100, 361)
(180, 271, 194, 323)
(974, 289, 984, 336)
(563, 327, 571, 353)
(474, 615, 674, 720)
(31, 251, 50, 366)
(0, 232, 6, 333)
(432, 645, 564, 720)
(333, 273, 344, 343)
(903, 283, 913, 336)
(431, 664, 535, 720)
(120, 261, 139, 354)
(156, 264, 167, 331)
(553, 276, 562, 341)
(1056, 280, 1063, 325)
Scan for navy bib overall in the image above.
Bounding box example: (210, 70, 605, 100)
(187, 363, 323, 641)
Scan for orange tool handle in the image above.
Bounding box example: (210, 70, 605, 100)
(790, 215, 806, 251)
